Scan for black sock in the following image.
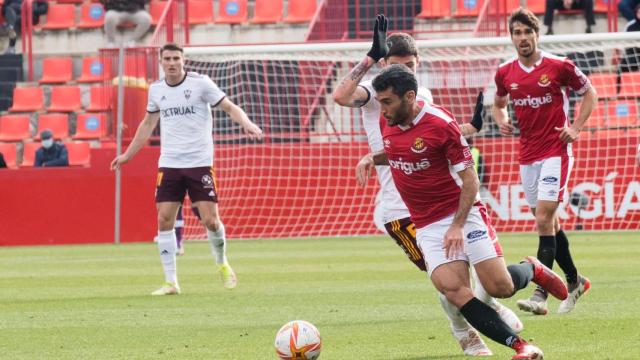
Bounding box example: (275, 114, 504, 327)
(537, 235, 556, 269)
(459, 297, 520, 348)
(507, 263, 534, 292)
(555, 229, 578, 284)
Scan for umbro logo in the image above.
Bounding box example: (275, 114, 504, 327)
(510, 83, 518, 90)
(384, 139, 391, 148)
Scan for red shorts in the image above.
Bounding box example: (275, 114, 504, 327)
(156, 167, 218, 203)
(384, 217, 427, 272)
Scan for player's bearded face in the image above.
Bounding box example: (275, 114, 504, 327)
(511, 22, 538, 58)
(381, 96, 410, 126)
(386, 55, 419, 74)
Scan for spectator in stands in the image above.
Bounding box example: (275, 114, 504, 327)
(35, 130, 69, 167)
(2, 0, 48, 54)
(619, 0, 640, 22)
(0, 152, 7, 168)
(544, 0, 595, 35)
(619, 5, 640, 74)
(101, 0, 151, 47)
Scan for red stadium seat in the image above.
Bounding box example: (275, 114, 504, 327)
(453, 0, 484, 17)
(150, 1, 169, 26)
(38, 4, 76, 30)
(526, 0, 545, 14)
(605, 100, 638, 128)
(188, 0, 214, 24)
(575, 100, 605, 130)
(216, 0, 248, 24)
(66, 141, 91, 166)
(0, 114, 31, 141)
(284, 0, 316, 23)
(48, 86, 82, 113)
(506, 0, 521, 13)
(78, 2, 106, 29)
(20, 142, 41, 167)
(417, 0, 452, 18)
(9, 87, 44, 113)
(55, 0, 83, 3)
(39, 57, 73, 84)
(0, 142, 17, 168)
(588, 73, 618, 99)
(251, 0, 282, 24)
(86, 86, 112, 112)
(77, 57, 111, 83)
(619, 72, 640, 98)
(594, 0, 611, 13)
(36, 113, 69, 140)
(73, 113, 107, 140)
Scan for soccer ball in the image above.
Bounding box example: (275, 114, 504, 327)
(274, 320, 322, 360)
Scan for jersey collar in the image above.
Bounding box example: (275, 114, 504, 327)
(398, 101, 427, 131)
(518, 51, 544, 73)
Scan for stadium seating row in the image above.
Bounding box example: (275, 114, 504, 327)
(39, 56, 111, 84)
(588, 72, 640, 99)
(575, 99, 639, 129)
(0, 141, 91, 167)
(0, 113, 108, 142)
(8, 86, 111, 113)
(34, 0, 317, 30)
(417, 0, 612, 18)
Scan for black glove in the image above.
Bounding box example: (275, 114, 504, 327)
(367, 14, 388, 62)
(470, 91, 484, 131)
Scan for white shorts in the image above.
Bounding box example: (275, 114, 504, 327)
(416, 205, 503, 277)
(520, 155, 574, 208)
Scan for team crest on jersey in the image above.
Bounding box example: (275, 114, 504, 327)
(538, 74, 551, 87)
(411, 137, 427, 153)
(510, 83, 518, 90)
(161, 95, 167, 101)
(184, 89, 192, 100)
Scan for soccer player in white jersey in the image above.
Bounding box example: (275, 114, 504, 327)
(110, 43, 263, 295)
(333, 15, 522, 356)
(493, 8, 597, 315)
(360, 64, 570, 359)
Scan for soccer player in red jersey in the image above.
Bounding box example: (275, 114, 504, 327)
(358, 64, 569, 359)
(493, 8, 597, 315)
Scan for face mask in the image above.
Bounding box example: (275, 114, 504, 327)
(42, 139, 54, 149)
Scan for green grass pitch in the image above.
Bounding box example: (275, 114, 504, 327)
(1, 232, 639, 359)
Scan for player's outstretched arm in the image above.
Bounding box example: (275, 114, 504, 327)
(460, 91, 484, 137)
(492, 94, 514, 136)
(355, 150, 388, 187)
(555, 87, 597, 143)
(332, 14, 388, 108)
(218, 98, 263, 141)
(444, 166, 479, 259)
(110, 111, 160, 170)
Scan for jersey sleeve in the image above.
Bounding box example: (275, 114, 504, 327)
(560, 59, 591, 95)
(201, 75, 227, 107)
(443, 121, 474, 173)
(494, 68, 508, 97)
(358, 80, 374, 109)
(146, 84, 159, 113)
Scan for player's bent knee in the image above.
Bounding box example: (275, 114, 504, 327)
(441, 287, 474, 308)
(202, 216, 220, 232)
(485, 280, 515, 298)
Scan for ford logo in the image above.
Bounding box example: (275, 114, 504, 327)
(467, 230, 486, 240)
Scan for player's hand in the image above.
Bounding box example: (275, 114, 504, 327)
(242, 122, 263, 141)
(110, 154, 130, 171)
(355, 153, 375, 188)
(443, 225, 464, 260)
(498, 121, 515, 136)
(366, 14, 388, 63)
(470, 91, 484, 131)
(554, 125, 579, 143)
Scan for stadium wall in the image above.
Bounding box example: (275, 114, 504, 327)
(1, 135, 638, 246)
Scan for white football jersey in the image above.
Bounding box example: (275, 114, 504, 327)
(147, 72, 226, 168)
(358, 80, 433, 223)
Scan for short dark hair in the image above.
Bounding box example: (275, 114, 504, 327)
(160, 43, 183, 56)
(372, 64, 418, 98)
(508, 8, 540, 35)
(385, 32, 418, 59)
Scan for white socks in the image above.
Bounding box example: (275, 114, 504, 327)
(207, 222, 227, 265)
(438, 293, 469, 332)
(157, 229, 177, 284)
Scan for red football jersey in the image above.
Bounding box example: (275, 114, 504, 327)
(381, 103, 477, 228)
(494, 51, 591, 164)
